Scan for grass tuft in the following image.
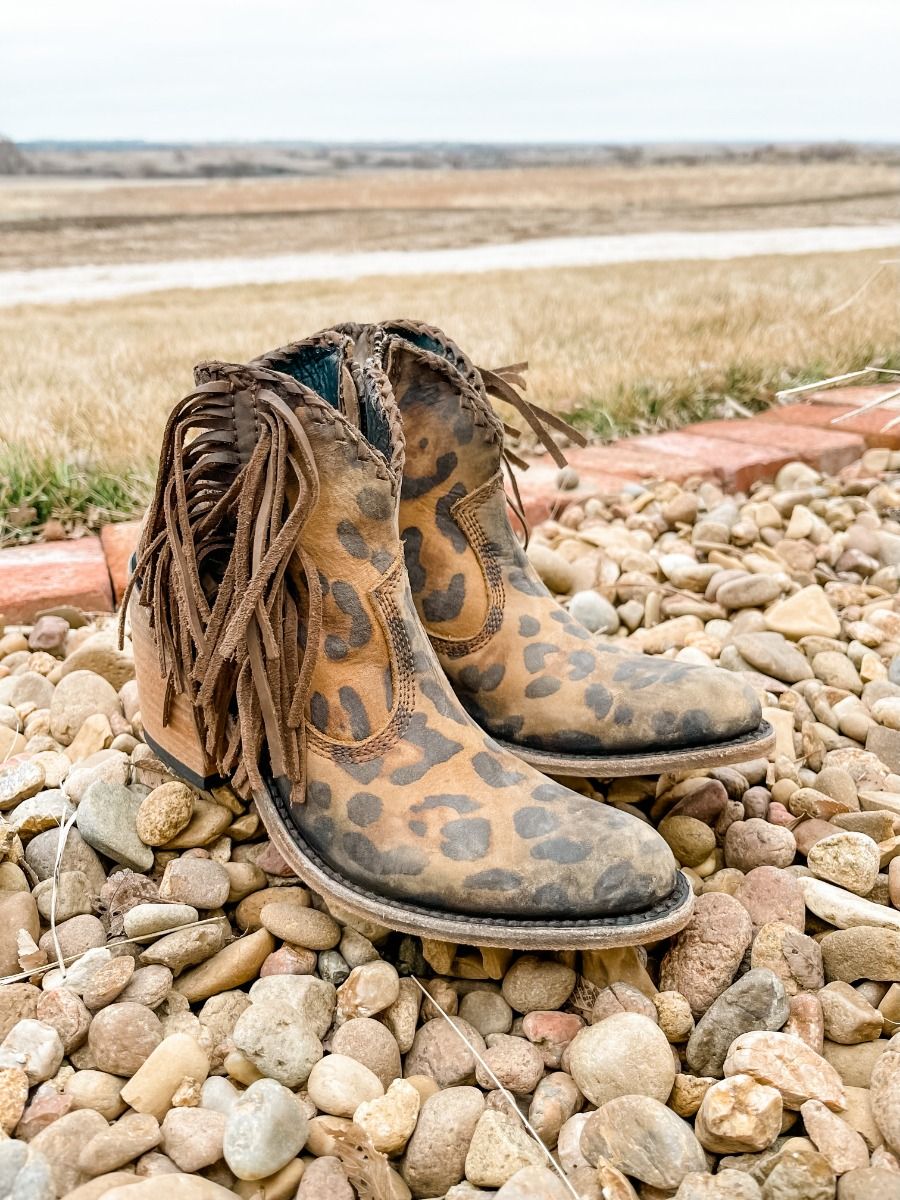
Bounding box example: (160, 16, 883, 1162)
(567, 350, 900, 439)
(0, 446, 150, 546)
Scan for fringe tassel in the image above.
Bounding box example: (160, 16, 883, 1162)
(479, 362, 588, 469)
(476, 362, 589, 547)
(121, 377, 320, 804)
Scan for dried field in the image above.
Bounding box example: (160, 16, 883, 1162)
(2, 158, 898, 541)
(4, 160, 900, 270)
(2, 246, 898, 466)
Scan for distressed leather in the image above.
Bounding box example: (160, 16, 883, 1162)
(271, 321, 761, 758)
(147, 337, 680, 919)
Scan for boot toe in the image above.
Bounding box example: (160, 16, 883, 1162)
(514, 790, 680, 919)
(580, 809, 679, 917)
(670, 664, 761, 746)
(596, 655, 762, 754)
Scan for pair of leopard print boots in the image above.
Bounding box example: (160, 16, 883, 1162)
(129, 319, 772, 947)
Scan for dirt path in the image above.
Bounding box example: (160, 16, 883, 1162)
(3, 223, 900, 307)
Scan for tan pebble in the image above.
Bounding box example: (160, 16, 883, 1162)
(223, 1049, 265, 1086)
(669, 1072, 715, 1118)
(136, 782, 194, 845)
(160, 1105, 227, 1173)
(162, 797, 231, 849)
(659, 814, 717, 867)
(78, 1110, 162, 1174)
(653, 991, 694, 1042)
(723, 1029, 845, 1110)
(232, 1158, 305, 1199)
(158, 856, 230, 909)
(305, 1113, 353, 1157)
(694, 1073, 782, 1153)
(296, 1157, 353, 1200)
(0, 1064, 28, 1133)
(30, 1106, 109, 1194)
(227, 813, 259, 841)
(223, 860, 265, 902)
(336, 960, 400, 1019)
(404, 1073, 440, 1105)
(259, 945, 317, 976)
(82, 955, 136, 1011)
(501, 955, 576, 1013)
(526, 1070, 581, 1150)
(87, 1002, 164, 1077)
(65, 712, 114, 761)
(331, 1016, 401, 1089)
(800, 1098, 869, 1173)
(807, 831, 880, 895)
(818, 981, 883, 1044)
(65, 1174, 145, 1200)
(870, 1045, 900, 1152)
(259, 901, 340, 949)
(174, 927, 275, 1004)
(784, 992, 825, 1053)
(839, 1084, 882, 1150)
(306, 1052, 383, 1117)
(120, 1032, 211, 1121)
(234, 885, 309, 931)
(119, 965, 174, 1009)
(0, 891, 39, 977)
(353, 1077, 420, 1154)
(105, 1177, 237, 1199)
(65, 1069, 127, 1120)
(580, 1094, 706, 1190)
(567, 1013, 675, 1107)
(660, 892, 753, 1016)
(464, 1107, 545, 1189)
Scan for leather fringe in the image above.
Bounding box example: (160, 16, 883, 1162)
(121, 376, 321, 805)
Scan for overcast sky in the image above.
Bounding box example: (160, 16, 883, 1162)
(3, 0, 899, 143)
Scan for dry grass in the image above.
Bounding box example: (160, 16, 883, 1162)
(2, 247, 898, 482)
(4, 161, 900, 270)
(3, 157, 899, 539)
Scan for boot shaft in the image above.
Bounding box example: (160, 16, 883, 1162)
(132, 336, 413, 791)
(256, 322, 541, 652)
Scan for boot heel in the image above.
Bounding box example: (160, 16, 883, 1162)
(130, 598, 221, 791)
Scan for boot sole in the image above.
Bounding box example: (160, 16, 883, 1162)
(491, 719, 776, 779)
(143, 728, 695, 950)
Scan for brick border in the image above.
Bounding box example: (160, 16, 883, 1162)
(1, 385, 897, 621)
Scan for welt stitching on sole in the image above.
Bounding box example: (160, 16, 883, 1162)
(495, 720, 775, 765)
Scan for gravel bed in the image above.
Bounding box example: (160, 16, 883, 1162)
(3, 451, 900, 1197)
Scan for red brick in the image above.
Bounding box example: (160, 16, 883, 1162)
(567, 441, 717, 484)
(100, 521, 141, 603)
(801, 383, 900, 412)
(626, 431, 795, 491)
(0, 539, 113, 622)
(684, 417, 864, 474)
(761, 403, 900, 449)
